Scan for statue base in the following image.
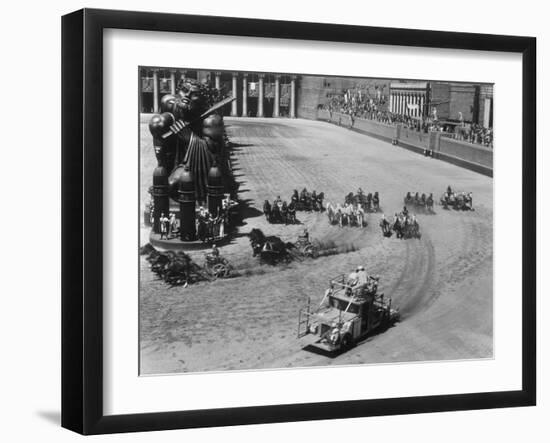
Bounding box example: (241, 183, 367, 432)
(149, 230, 231, 251)
(145, 196, 239, 251)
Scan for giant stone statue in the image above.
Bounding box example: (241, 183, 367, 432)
(148, 78, 232, 241)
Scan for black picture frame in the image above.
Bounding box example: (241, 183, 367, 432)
(61, 8, 536, 435)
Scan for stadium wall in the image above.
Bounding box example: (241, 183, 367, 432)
(437, 137, 493, 176)
(317, 110, 493, 177)
(296, 76, 325, 120)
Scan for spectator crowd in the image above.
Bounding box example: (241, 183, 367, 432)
(324, 86, 493, 149)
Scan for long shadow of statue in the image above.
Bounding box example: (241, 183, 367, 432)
(233, 198, 263, 228)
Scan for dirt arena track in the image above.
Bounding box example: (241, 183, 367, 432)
(139, 117, 493, 374)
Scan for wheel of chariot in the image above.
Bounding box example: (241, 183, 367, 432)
(303, 245, 319, 258)
(211, 263, 229, 279)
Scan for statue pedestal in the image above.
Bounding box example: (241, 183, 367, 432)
(145, 197, 239, 251)
(149, 231, 231, 251)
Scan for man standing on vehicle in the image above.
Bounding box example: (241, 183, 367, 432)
(356, 266, 368, 287)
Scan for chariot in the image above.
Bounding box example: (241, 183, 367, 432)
(203, 254, 231, 279)
(440, 190, 473, 211)
(294, 236, 319, 259)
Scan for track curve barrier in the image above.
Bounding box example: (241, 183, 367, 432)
(317, 110, 492, 177)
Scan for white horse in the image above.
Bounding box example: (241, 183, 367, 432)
(326, 202, 335, 224)
(356, 204, 365, 227)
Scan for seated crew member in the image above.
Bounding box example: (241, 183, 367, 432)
(347, 271, 358, 287)
(346, 271, 358, 296)
(366, 275, 379, 295)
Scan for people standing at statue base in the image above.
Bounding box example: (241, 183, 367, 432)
(159, 213, 169, 239)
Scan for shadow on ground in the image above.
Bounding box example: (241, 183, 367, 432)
(36, 410, 60, 426)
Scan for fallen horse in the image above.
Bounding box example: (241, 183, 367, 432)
(141, 245, 231, 286)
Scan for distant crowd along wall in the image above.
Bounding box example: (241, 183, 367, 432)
(317, 110, 493, 177)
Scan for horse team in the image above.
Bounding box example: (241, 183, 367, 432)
(403, 192, 435, 213)
(248, 227, 317, 264)
(440, 187, 474, 211)
(263, 198, 296, 225)
(258, 184, 472, 256)
(380, 210, 421, 239)
(345, 189, 380, 212)
(263, 188, 325, 225)
(326, 189, 379, 228)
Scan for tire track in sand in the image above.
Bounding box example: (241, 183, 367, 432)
(395, 234, 437, 317)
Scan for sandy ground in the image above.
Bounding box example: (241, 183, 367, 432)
(139, 117, 493, 375)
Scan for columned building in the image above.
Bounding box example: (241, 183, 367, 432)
(478, 84, 494, 128)
(389, 81, 493, 126)
(389, 82, 429, 118)
(140, 67, 298, 118)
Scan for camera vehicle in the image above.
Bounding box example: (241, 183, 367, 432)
(297, 274, 400, 353)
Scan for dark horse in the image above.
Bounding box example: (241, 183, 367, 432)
(426, 193, 435, 212)
(263, 200, 271, 221)
(313, 192, 325, 211)
(372, 191, 380, 212)
(248, 228, 295, 264)
(287, 201, 297, 224)
(147, 250, 196, 286)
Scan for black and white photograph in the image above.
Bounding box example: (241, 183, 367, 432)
(1, 0, 545, 440)
(139, 68, 494, 375)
